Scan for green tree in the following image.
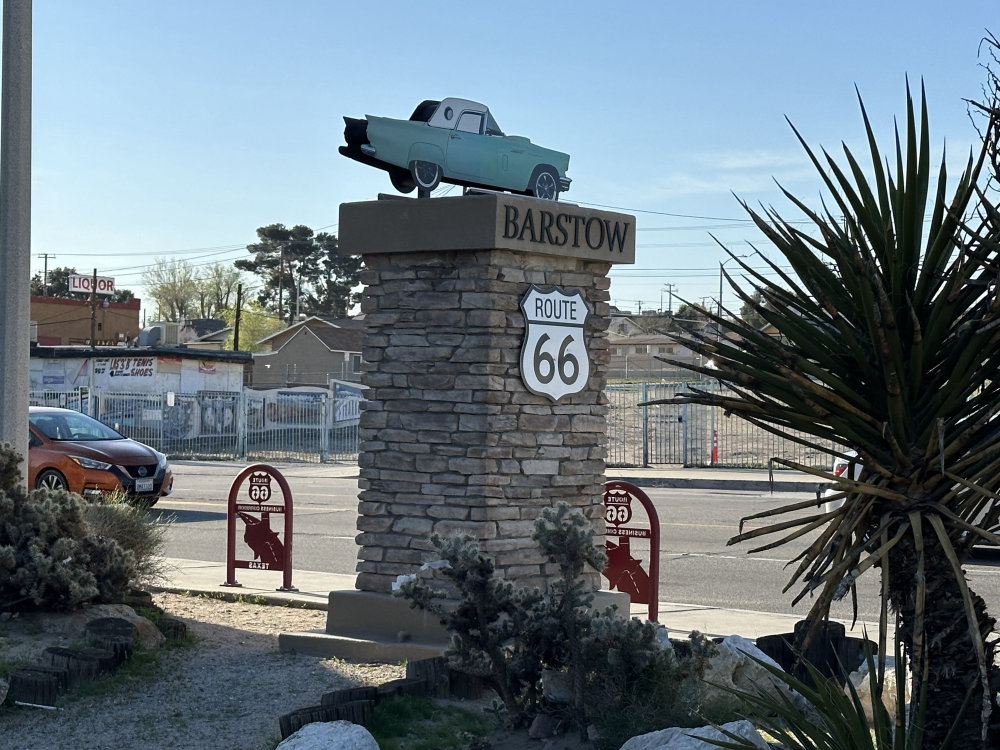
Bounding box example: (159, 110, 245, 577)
(218, 300, 283, 352)
(669, 302, 710, 331)
(193, 263, 242, 319)
(302, 231, 362, 319)
(739, 290, 767, 330)
(655, 85, 1000, 747)
(235, 223, 362, 324)
(142, 260, 242, 322)
(30, 266, 134, 303)
(141, 259, 198, 321)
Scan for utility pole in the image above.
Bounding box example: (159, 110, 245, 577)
(661, 283, 675, 314)
(233, 283, 242, 351)
(0, 0, 32, 474)
(37, 252, 54, 294)
(89, 267, 97, 349)
(277, 244, 285, 325)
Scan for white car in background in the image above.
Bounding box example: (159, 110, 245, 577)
(821, 451, 860, 513)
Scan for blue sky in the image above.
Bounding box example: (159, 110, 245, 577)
(28, 1, 998, 319)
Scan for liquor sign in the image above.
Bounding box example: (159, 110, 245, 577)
(223, 464, 297, 591)
(519, 285, 589, 402)
(601, 480, 660, 622)
(69, 274, 116, 295)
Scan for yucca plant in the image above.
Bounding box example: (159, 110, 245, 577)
(703, 626, 947, 750)
(653, 80, 1000, 747)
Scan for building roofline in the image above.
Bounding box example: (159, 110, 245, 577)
(30, 344, 252, 363)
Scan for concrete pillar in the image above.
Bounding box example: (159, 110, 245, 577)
(0, 0, 32, 472)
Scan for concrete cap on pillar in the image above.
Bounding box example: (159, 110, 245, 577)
(339, 193, 635, 264)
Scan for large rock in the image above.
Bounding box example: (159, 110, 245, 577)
(700, 635, 792, 703)
(541, 668, 574, 704)
(276, 721, 379, 750)
(619, 719, 769, 749)
(31, 604, 165, 650)
(848, 655, 908, 726)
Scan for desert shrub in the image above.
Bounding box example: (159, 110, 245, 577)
(0, 441, 20, 490)
(581, 617, 730, 749)
(0, 444, 137, 612)
(81, 493, 172, 587)
(399, 532, 546, 724)
(398, 502, 740, 745)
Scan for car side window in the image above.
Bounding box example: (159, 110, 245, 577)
(456, 112, 483, 134)
(28, 430, 42, 447)
(33, 417, 61, 439)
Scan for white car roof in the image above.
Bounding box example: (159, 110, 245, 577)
(427, 98, 489, 128)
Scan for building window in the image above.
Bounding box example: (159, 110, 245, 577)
(633, 346, 647, 354)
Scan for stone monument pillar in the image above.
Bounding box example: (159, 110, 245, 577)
(339, 193, 635, 595)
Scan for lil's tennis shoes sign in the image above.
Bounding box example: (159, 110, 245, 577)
(519, 285, 590, 401)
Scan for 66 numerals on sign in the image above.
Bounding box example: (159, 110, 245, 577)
(521, 324, 588, 401)
(531, 332, 580, 385)
(604, 492, 632, 526)
(248, 482, 271, 503)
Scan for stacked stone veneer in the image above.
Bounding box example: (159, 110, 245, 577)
(354, 248, 613, 594)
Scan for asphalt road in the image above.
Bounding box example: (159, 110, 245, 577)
(155, 460, 1000, 625)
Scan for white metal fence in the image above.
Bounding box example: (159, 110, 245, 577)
(30, 382, 831, 469)
(29, 386, 361, 463)
(606, 382, 834, 469)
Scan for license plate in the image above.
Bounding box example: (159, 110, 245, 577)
(135, 478, 154, 493)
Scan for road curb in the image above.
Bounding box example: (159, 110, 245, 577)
(611, 476, 822, 493)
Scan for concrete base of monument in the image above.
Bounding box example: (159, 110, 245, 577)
(277, 588, 632, 661)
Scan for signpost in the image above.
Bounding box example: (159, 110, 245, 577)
(224, 463, 297, 591)
(519, 285, 590, 401)
(601, 480, 660, 622)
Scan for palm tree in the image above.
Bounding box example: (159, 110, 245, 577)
(655, 83, 1000, 747)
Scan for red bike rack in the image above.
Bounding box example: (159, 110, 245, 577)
(223, 463, 297, 592)
(601, 480, 660, 622)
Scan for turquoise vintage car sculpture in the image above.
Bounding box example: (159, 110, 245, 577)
(339, 98, 571, 200)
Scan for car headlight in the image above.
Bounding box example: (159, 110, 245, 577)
(155, 450, 168, 470)
(70, 455, 113, 471)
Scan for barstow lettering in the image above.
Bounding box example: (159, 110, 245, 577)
(503, 205, 630, 253)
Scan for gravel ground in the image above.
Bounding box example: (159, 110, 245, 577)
(0, 593, 405, 750)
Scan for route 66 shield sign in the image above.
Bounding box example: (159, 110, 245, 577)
(520, 286, 590, 401)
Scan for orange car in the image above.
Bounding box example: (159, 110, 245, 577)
(27, 406, 173, 506)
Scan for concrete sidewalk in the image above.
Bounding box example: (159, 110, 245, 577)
(153, 465, 835, 658)
(156, 557, 880, 647)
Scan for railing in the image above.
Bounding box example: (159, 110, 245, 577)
(29, 385, 361, 464)
(606, 382, 833, 469)
(31, 381, 831, 469)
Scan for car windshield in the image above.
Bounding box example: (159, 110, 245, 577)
(485, 112, 503, 137)
(30, 411, 124, 441)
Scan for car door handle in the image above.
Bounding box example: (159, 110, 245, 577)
(450, 132, 461, 139)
